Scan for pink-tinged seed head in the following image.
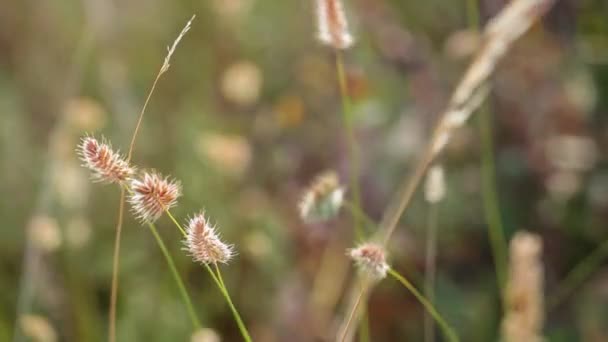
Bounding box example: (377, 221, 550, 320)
(349, 242, 389, 280)
(128, 171, 181, 223)
(316, 0, 354, 49)
(184, 212, 234, 264)
(78, 136, 135, 184)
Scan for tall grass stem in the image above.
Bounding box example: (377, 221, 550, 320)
(147, 223, 201, 328)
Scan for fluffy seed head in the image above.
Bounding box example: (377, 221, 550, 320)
(129, 172, 181, 222)
(184, 212, 234, 264)
(316, 0, 354, 49)
(78, 136, 134, 184)
(349, 242, 389, 280)
(299, 170, 345, 223)
(502, 231, 544, 342)
(425, 165, 446, 203)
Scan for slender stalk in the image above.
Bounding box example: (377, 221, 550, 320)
(146, 223, 201, 328)
(212, 263, 253, 342)
(423, 203, 439, 342)
(547, 239, 608, 311)
(108, 47, 167, 342)
(337, 283, 367, 342)
(108, 14, 194, 339)
(388, 268, 459, 342)
(108, 187, 126, 342)
(335, 50, 363, 240)
(478, 104, 508, 296)
(164, 208, 187, 236)
(468, 0, 509, 300)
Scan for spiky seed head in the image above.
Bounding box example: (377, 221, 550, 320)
(78, 136, 134, 184)
(348, 242, 389, 280)
(299, 170, 345, 223)
(425, 165, 446, 204)
(184, 212, 234, 264)
(128, 171, 181, 222)
(316, 0, 354, 49)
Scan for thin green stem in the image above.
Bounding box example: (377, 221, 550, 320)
(335, 50, 363, 240)
(202, 263, 252, 342)
(147, 223, 201, 328)
(165, 209, 187, 236)
(388, 268, 459, 342)
(547, 239, 608, 311)
(424, 203, 439, 342)
(467, 0, 508, 300)
(478, 102, 508, 297)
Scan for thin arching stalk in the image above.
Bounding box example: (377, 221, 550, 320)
(147, 223, 201, 328)
(108, 16, 194, 342)
(388, 268, 459, 342)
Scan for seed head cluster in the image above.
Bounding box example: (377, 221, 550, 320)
(299, 171, 345, 223)
(349, 242, 389, 280)
(184, 213, 234, 264)
(129, 172, 181, 222)
(78, 136, 134, 184)
(315, 0, 354, 49)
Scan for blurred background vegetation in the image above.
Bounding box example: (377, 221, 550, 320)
(1, 0, 608, 341)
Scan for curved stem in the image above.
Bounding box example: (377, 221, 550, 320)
(147, 223, 201, 328)
(388, 268, 459, 342)
(335, 50, 363, 240)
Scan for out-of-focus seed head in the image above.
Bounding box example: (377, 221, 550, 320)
(128, 171, 181, 223)
(184, 212, 234, 264)
(78, 136, 134, 184)
(316, 0, 354, 49)
(299, 171, 345, 223)
(348, 242, 389, 280)
(502, 231, 544, 342)
(425, 165, 446, 204)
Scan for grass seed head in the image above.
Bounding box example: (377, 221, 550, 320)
(299, 170, 345, 223)
(316, 0, 354, 49)
(184, 212, 234, 265)
(349, 242, 389, 280)
(129, 171, 181, 223)
(78, 136, 135, 184)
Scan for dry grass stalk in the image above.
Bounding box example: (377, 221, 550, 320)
(501, 231, 544, 342)
(337, 1, 554, 340)
(109, 15, 195, 342)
